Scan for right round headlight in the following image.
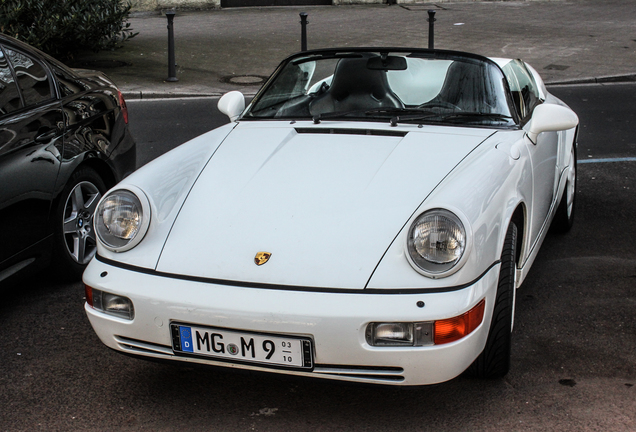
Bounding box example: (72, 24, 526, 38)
(406, 208, 468, 277)
(95, 187, 150, 252)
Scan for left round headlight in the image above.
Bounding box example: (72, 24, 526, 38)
(95, 186, 151, 252)
(406, 208, 468, 277)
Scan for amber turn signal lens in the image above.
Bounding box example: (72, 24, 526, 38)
(434, 299, 485, 345)
(85, 284, 94, 307)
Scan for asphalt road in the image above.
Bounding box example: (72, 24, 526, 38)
(0, 83, 634, 431)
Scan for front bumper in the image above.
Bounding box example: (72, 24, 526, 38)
(83, 258, 500, 386)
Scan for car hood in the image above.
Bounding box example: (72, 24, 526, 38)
(156, 122, 495, 289)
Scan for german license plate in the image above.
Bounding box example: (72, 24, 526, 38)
(171, 323, 313, 370)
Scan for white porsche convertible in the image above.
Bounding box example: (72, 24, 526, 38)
(84, 48, 578, 386)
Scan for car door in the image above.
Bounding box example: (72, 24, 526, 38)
(502, 59, 557, 246)
(0, 44, 64, 268)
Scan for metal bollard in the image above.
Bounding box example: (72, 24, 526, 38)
(427, 10, 436, 50)
(300, 12, 308, 52)
(166, 10, 178, 82)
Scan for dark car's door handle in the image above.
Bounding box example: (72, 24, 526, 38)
(35, 129, 57, 143)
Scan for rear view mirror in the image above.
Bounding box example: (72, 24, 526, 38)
(218, 91, 245, 122)
(526, 103, 578, 143)
(367, 56, 407, 71)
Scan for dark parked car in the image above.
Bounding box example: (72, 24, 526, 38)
(0, 34, 136, 282)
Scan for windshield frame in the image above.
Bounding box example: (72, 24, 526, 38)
(240, 48, 521, 129)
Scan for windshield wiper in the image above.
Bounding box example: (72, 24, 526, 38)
(364, 108, 444, 126)
(435, 112, 514, 122)
(313, 107, 436, 124)
(385, 111, 515, 126)
(312, 109, 366, 123)
(364, 107, 436, 116)
(312, 109, 514, 126)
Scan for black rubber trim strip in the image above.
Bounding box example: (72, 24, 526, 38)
(295, 127, 407, 137)
(95, 254, 499, 294)
(116, 335, 172, 350)
(170, 350, 314, 373)
(316, 364, 403, 372)
(319, 373, 404, 382)
(112, 348, 404, 382)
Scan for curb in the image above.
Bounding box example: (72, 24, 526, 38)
(122, 90, 260, 100)
(123, 91, 223, 100)
(122, 74, 636, 100)
(546, 74, 636, 86)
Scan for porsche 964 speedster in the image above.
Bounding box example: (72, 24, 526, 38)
(83, 48, 578, 386)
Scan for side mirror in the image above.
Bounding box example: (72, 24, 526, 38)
(526, 103, 579, 143)
(218, 91, 245, 122)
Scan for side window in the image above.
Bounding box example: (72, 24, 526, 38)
(502, 60, 541, 121)
(4, 48, 54, 107)
(0, 47, 22, 115)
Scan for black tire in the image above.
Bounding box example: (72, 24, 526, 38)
(52, 167, 106, 280)
(466, 222, 517, 379)
(550, 147, 577, 233)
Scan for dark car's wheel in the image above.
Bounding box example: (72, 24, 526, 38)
(550, 147, 577, 233)
(466, 222, 517, 379)
(53, 167, 106, 280)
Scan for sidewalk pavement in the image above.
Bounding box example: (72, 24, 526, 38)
(71, 0, 636, 99)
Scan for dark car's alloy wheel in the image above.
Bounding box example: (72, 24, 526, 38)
(64, 181, 101, 264)
(54, 167, 106, 279)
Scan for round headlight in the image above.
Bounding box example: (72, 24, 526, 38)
(407, 209, 467, 277)
(95, 187, 150, 252)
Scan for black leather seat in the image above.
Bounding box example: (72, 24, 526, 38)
(309, 55, 404, 117)
(430, 60, 491, 113)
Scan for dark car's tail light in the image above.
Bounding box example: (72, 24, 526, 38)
(117, 89, 129, 124)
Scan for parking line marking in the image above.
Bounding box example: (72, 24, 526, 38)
(579, 157, 636, 164)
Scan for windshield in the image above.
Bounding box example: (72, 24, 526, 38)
(243, 50, 516, 127)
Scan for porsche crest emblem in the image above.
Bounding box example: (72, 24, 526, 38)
(254, 252, 272, 266)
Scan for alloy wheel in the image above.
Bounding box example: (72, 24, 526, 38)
(63, 181, 102, 265)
